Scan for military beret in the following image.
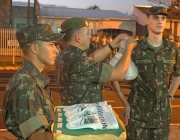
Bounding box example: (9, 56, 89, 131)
(16, 24, 64, 48)
(61, 18, 89, 33)
(147, 6, 168, 16)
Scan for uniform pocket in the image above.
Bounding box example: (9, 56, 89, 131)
(162, 60, 175, 75)
(135, 59, 154, 78)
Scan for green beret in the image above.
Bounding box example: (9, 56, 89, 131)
(61, 18, 89, 33)
(147, 6, 168, 16)
(16, 24, 64, 48)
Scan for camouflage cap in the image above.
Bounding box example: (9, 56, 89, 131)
(61, 18, 89, 33)
(147, 6, 168, 16)
(16, 24, 65, 48)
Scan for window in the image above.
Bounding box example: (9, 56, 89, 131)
(16, 23, 26, 29)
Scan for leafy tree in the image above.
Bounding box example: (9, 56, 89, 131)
(87, 5, 100, 10)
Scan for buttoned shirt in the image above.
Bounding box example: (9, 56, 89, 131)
(129, 36, 180, 128)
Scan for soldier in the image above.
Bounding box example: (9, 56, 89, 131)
(107, 35, 113, 44)
(86, 34, 97, 55)
(99, 35, 107, 47)
(54, 17, 137, 106)
(2, 24, 64, 140)
(94, 33, 99, 45)
(125, 6, 180, 140)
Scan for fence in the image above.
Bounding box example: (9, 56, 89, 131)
(0, 28, 22, 56)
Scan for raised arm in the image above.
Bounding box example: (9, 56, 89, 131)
(89, 34, 127, 62)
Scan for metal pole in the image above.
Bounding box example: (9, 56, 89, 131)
(13, 46, 14, 64)
(10, 0, 12, 28)
(27, 0, 30, 25)
(34, 0, 36, 24)
(170, 14, 172, 35)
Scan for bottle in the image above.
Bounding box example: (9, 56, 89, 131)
(108, 35, 138, 80)
(108, 35, 128, 67)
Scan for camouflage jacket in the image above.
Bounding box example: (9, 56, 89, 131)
(55, 45, 113, 105)
(2, 59, 55, 139)
(129, 36, 180, 128)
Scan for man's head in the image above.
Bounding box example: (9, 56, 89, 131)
(91, 34, 96, 42)
(94, 34, 99, 43)
(16, 24, 64, 66)
(146, 6, 168, 35)
(107, 35, 113, 44)
(100, 35, 107, 46)
(61, 18, 91, 50)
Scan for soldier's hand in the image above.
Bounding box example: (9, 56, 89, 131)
(110, 34, 127, 49)
(124, 102, 130, 126)
(125, 36, 137, 52)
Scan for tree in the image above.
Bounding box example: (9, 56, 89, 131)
(147, 0, 180, 35)
(87, 5, 100, 10)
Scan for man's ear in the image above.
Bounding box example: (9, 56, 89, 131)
(75, 34, 81, 43)
(30, 44, 38, 54)
(146, 16, 150, 25)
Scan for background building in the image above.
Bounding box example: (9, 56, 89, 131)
(0, 0, 12, 28)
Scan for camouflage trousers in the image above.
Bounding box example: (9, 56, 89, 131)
(126, 121, 169, 140)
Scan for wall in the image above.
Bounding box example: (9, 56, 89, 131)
(38, 17, 136, 35)
(12, 6, 34, 29)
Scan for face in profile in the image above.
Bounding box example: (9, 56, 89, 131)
(79, 27, 91, 50)
(36, 41, 58, 66)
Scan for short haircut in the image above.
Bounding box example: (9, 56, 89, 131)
(21, 44, 31, 55)
(63, 28, 84, 42)
(21, 40, 42, 55)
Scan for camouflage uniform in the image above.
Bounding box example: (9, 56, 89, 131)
(126, 36, 180, 140)
(1, 24, 64, 140)
(2, 59, 55, 140)
(55, 45, 113, 105)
